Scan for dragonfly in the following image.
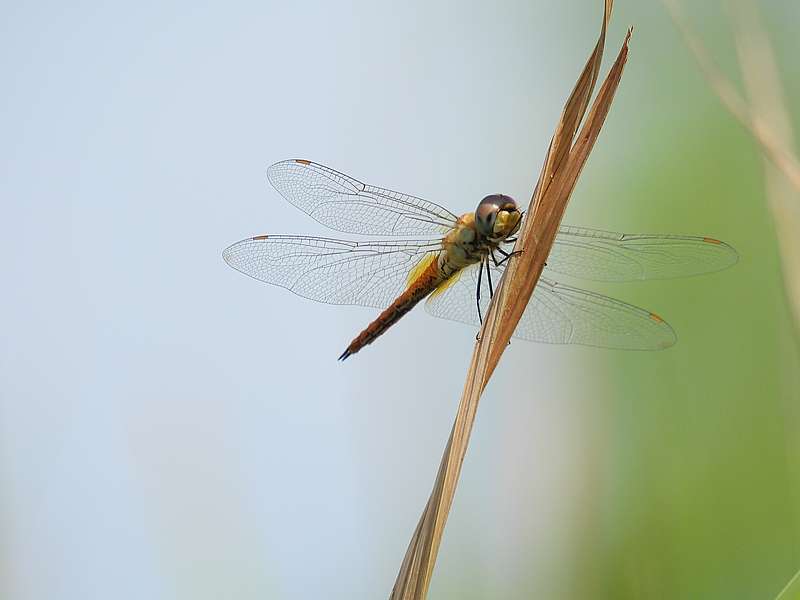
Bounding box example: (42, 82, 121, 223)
(223, 159, 738, 360)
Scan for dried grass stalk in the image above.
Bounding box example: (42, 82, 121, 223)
(774, 567, 800, 600)
(662, 0, 800, 192)
(728, 0, 800, 334)
(662, 0, 800, 331)
(390, 2, 632, 597)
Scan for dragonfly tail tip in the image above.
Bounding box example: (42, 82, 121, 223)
(338, 349, 351, 361)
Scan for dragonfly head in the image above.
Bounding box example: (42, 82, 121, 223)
(475, 194, 521, 240)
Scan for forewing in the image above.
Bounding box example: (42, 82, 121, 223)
(223, 235, 441, 308)
(425, 263, 676, 350)
(547, 226, 739, 281)
(267, 160, 459, 236)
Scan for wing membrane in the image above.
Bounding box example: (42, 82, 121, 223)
(425, 263, 676, 350)
(223, 235, 441, 308)
(267, 160, 459, 236)
(547, 226, 739, 281)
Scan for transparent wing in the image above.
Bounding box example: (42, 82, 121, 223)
(223, 235, 441, 308)
(425, 263, 676, 350)
(547, 225, 739, 281)
(267, 160, 459, 236)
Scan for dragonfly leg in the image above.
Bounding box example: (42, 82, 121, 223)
(476, 257, 484, 326)
(474, 257, 518, 345)
(486, 258, 495, 298)
(494, 246, 525, 266)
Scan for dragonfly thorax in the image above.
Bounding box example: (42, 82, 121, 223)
(441, 208, 518, 277)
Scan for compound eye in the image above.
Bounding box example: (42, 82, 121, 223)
(476, 194, 506, 235)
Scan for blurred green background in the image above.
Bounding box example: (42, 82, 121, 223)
(1, 1, 798, 599)
(566, 3, 800, 599)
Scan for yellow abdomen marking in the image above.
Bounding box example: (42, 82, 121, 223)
(406, 253, 464, 299)
(430, 268, 462, 298)
(406, 254, 438, 288)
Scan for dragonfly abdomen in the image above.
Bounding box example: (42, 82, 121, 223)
(338, 255, 448, 360)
